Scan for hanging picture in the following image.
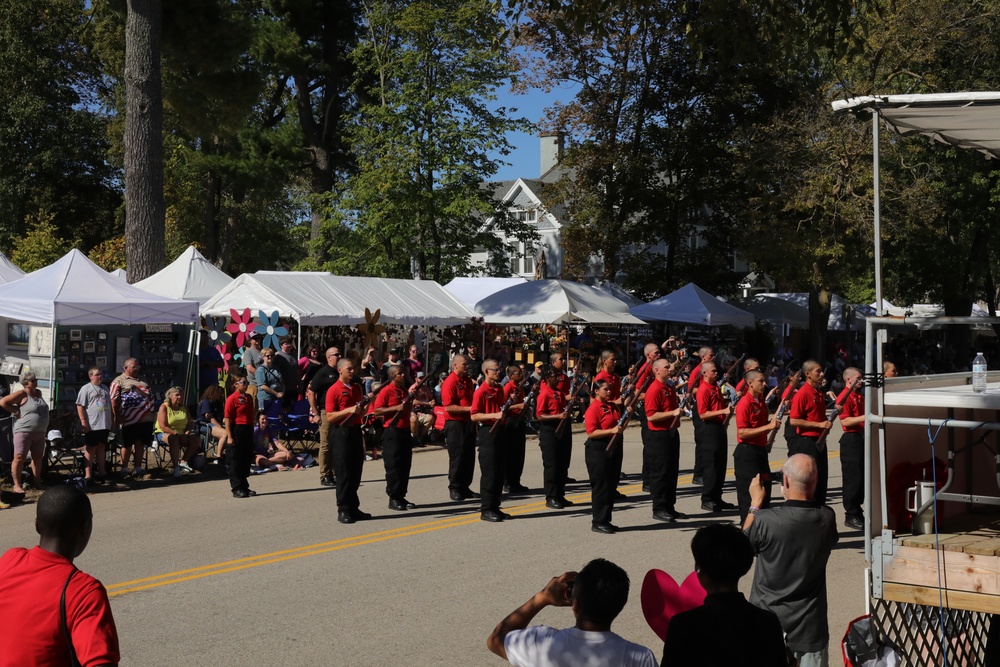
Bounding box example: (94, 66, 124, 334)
(96, 356, 107, 368)
(29, 327, 53, 357)
(69, 329, 82, 341)
(83, 341, 95, 353)
(6, 323, 29, 349)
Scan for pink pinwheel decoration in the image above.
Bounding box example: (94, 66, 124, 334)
(640, 569, 706, 642)
(204, 316, 232, 352)
(226, 308, 255, 348)
(220, 349, 233, 372)
(254, 310, 288, 350)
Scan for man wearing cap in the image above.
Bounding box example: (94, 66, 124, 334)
(381, 348, 402, 383)
(242, 333, 264, 406)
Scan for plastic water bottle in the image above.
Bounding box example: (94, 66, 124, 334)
(973, 352, 988, 393)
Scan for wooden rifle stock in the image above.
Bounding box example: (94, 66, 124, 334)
(333, 388, 377, 426)
(512, 382, 538, 428)
(556, 371, 588, 436)
(490, 376, 526, 434)
(606, 374, 653, 452)
(816, 380, 860, 448)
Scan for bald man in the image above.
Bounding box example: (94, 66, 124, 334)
(882, 361, 898, 378)
(688, 346, 715, 486)
(837, 368, 866, 530)
(696, 361, 735, 512)
(636, 342, 662, 491)
(788, 360, 832, 505)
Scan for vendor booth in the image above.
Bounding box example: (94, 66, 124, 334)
(133, 245, 232, 305)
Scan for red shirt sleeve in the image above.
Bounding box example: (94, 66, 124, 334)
(697, 384, 724, 422)
(536, 383, 564, 417)
(503, 381, 522, 415)
(687, 363, 703, 391)
(68, 574, 121, 667)
(735, 379, 747, 394)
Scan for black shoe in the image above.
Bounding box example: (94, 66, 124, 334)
(845, 515, 864, 530)
(652, 510, 677, 523)
(388, 498, 409, 511)
(545, 497, 565, 510)
(666, 508, 687, 520)
(641, 484, 650, 492)
(351, 509, 373, 521)
(692, 476, 703, 486)
(701, 500, 718, 512)
(320, 476, 336, 487)
(509, 484, 530, 494)
(565, 476, 578, 484)
(716, 500, 736, 511)
(481, 510, 504, 523)
(232, 489, 249, 498)
(338, 511, 355, 524)
(591, 523, 615, 534)
(559, 497, 575, 507)
(499, 511, 513, 520)
(614, 491, 628, 501)
(503, 485, 511, 494)
(463, 488, 480, 499)
(402, 499, 417, 509)
(246, 489, 257, 497)
(449, 489, 464, 501)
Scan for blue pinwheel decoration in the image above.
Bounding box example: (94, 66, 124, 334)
(254, 310, 288, 350)
(234, 346, 246, 368)
(203, 316, 232, 353)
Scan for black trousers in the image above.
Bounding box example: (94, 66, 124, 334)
(538, 422, 569, 499)
(691, 408, 705, 478)
(228, 424, 253, 493)
(699, 421, 727, 504)
(585, 438, 621, 525)
(840, 431, 864, 519)
(382, 426, 413, 501)
(332, 424, 365, 511)
(445, 421, 476, 492)
(647, 429, 680, 513)
(636, 404, 649, 483)
(478, 424, 505, 512)
(503, 420, 526, 488)
(790, 434, 829, 504)
(733, 443, 772, 524)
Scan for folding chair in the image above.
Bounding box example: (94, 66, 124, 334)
(46, 430, 86, 479)
(283, 399, 317, 453)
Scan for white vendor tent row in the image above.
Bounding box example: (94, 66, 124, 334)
(134, 245, 231, 305)
(443, 277, 529, 311)
(0, 252, 25, 284)
(761, 292, 859, 331)
(474, 279, 645, 325)
(0, 250, 199, 325)
(630, 283, 754, 328)
(201, 272, 476, 326)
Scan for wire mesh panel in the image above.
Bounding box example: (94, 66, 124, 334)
(870, 598, 992, 666)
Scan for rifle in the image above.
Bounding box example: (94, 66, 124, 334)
(490, 375, 527, 434)
(556, 369, 589, 436)
(331, 387, 378, 426)
(606, 374, 654, 452)
(816, 378, 861, 449)
(765, 370, 803, 452)
(619, 357, 643, 396)
(720, 353, 746, 388)
(512, 380, 538, 428)
(620, 358, 650, 402)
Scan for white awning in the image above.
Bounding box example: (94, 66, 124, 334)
(475, 279, 645, 325)
(833, 93, 1000, 159)
(133, 246, 232, 305)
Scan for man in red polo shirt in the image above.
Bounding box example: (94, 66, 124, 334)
(0, 486, 120, 667)
(326, 358, 371, 524)
(472, 360, 509, 522)
(838, 367, 866, 529)
(502, 364, 529, 494)
(696, 361, 736, 512)
(442, 354, 478, 502)
(536, 364, 573, 509)
(733, 357, 761, 398)
(549, 352, 577, 483)
(224, 370, 256, 498)
(734, 369, 780, 523)
(374, 364, 417, 511)
(644, 359, 684, 523)
(789, 360, 832, 505)
(636, 342, 663, 491)
(687, 346, 714, 486)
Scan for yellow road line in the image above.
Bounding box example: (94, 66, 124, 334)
(107, 449, 839, 597)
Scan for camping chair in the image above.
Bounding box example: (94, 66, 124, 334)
(46, 430, 86, 480)
(283, 399, 317, 453)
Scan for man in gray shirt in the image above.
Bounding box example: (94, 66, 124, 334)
(744, 453, 838, 667)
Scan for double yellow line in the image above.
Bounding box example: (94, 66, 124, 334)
(106, 450, 836, 598)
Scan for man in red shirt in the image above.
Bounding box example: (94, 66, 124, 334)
(687, 346, 714, 486)
(789, 360, 832, 505)
(636, 342, 663, 492)
(224, 370, 256, 498)
(838, 367, 866, 529)
(644, 359, 684, 523)
(696, 361, 736, 512)
(536, 364, 573, 509)
(374, 364, 417, 511)
(733, 357, 761, 397)
(0, 486, 120, 667)
(734, 369, 780, 523)
(583, 380, 624, 533)
(502, 364, 529, 494)
(442, 354, 478, 502)
(326, 358, 372, 524)
(550, 352, 577, 483)
(472, 360, 509, 522)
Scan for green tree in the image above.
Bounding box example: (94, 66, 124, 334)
(11, 212, 78, 273)
(325, 0, 534, 282)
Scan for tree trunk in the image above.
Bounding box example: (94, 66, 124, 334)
(124, 0, 165, 282)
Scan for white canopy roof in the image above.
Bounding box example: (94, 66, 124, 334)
(832, 93, 1000, 160)
(736, 295, 809, 329)
(443, 277, 529, 310)
(631, 283, 754, 327)
(109, 268, 127, 281)
(474, 279, 645, 325)
(762, 292, 854, 331)
(201, 272, 475, 326)
(0, 249, 199, 325)
(0, 252, 25, 284)
(595, 281, 645, 308)
(133, 246, 231, 304)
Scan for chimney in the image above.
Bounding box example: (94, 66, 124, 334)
(539, 131, 565, 176)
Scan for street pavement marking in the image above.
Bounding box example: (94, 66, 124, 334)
(106, 449, 838, 597)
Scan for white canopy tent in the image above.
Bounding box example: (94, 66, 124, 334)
(201, 272, 476, 326)
(0, 250, 199, 325)
(443, 277, 529, 310)
(595, 280, 645, 308)
(109, 268, 127, 281)
(736, 294, 810, 329)
(761, 292, 854, 331)
(474, 279, 645, 325)
(133, 246, 231, 305)
(630, 283, 754, 328)
(0, 252, 24, 284)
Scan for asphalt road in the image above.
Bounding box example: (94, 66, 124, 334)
(0, 421, 866, 666)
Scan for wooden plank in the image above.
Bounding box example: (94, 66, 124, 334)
(884, 546, 1000, 595)
(902, 534, 955, 549)
(884, 582, 1000, 615)
(940, 535, 993, 553)
(964, 538, 1000, 556)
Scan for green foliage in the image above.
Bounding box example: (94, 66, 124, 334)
(88, 236, 127, 272)
(11, 212, 78, 272)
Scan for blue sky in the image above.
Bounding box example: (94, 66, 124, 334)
(489, 82, 579, 182)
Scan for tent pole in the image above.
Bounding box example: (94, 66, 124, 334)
(296, 318, 302, 362)
(872, 110, 884, 317)
(50, 323, 56, 407)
